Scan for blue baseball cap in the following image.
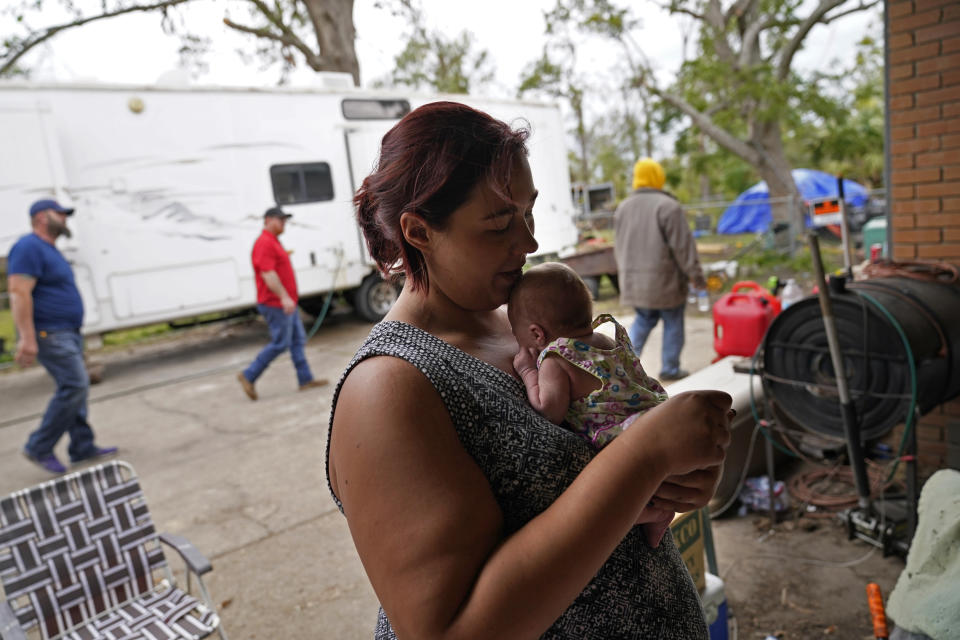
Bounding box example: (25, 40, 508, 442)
(29, 199, 74, 217)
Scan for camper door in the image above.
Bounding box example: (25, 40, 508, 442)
(340, 98, 411, 267)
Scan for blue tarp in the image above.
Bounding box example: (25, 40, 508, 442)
(717, 169, 869, 234)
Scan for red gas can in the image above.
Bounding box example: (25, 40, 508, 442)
(730, 280, 782, 315)
(713, 292, 777, 358)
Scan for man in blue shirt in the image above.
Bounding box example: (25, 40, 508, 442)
(8, 199, 117, 474)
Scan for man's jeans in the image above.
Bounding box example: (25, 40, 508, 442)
(629, 305, 686, 377)
(243, 304, 313, 386)
(24, 330, 97, 461)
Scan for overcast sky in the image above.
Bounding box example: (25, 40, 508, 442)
(17, 0, 880, 96)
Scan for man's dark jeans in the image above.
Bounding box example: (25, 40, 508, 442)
(24, 329, 97, 461)
(628, 305, 686, 378)
(242, 304, 313, 386)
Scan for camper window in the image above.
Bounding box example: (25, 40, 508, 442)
(341, 99, 411, 120)
(270, 162, 334, 204)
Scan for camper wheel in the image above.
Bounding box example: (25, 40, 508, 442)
(354, 273, 400, 322)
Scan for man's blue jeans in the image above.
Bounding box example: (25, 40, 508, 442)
(24, 330, 97, 461)
(242, 304, 313, 386)
(629, 305, 686, 377)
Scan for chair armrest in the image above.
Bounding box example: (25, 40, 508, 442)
(158, 532, 213, 576)
(1, 600, 27, 640)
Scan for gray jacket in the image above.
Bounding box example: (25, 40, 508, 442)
(614, 188, 705, 309)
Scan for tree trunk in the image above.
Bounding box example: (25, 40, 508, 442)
(303, 0, 359, 86)
(698, 132, 710, 201)
(752, 120, 803, 249)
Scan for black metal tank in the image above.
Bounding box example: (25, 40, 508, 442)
(762, 276, 960, 441)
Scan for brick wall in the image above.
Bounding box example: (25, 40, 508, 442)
(888, 405, 960, 476)
(888, 0, 960, 262)
(886, 1, 960, 476)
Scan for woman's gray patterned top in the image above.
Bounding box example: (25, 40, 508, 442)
(326, 321, 708, 639)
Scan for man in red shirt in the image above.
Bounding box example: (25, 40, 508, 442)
(237, 207, 327, 400)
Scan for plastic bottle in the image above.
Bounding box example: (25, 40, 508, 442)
(780, 278, 803, 310)
(697, 289, 710, 313)
(687, 285, 697, 306)
(738, 475, 790, 513)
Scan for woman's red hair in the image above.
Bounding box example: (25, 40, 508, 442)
(354, 101, 530, 291)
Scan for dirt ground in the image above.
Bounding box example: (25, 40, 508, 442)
(712, 509, 903, 639)
(0, 301, 907, 639)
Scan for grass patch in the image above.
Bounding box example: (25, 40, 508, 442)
(101, 312, 236, 348)
(734, 241, 846, 288)
(102, 322, 176, 347)
(0, 309, 13, 362)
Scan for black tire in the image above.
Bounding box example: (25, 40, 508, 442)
(353, 273, 400, 322)
(582, 275, 600, 300)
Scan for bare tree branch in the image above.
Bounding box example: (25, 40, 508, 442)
(738, 15, 775, 68)
(222, 2, 322, 70)
(821, 0, 881, 25)
(1, 0, 191, 76)
(247, 0, 296, 36)
(661, 0, 737, 66)
(772, 0, 878, 76)
(704, 0, 737, 65)
(704, 0, 728, 31)
(776, 0, 845, 80)
(661, 4, 706, 22)
(648, 83, 761, 165)
(725, 0, 758, 22)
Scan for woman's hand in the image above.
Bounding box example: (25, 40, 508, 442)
(634, 507, 674, 549)
(622, 389, 733, 477)
(650, 466, 723, 512)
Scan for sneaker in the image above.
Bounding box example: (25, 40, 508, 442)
(71, 446, 119, 465)
(299, 378, 330, 391)
(237, 372, 257, 400)
(659, 369, 690, 381)
(23, 449, 67, 474)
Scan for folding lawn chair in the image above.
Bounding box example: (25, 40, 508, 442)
(0, 461, 227, 640)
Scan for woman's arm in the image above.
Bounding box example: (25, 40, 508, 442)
(330, 356, 731, 640)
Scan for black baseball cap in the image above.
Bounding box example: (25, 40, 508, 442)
(264, 206, 293, 220)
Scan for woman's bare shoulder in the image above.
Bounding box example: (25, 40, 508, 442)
(335, 354, 440, 420)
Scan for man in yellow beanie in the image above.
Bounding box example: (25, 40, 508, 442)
(613, 158, 705, 380)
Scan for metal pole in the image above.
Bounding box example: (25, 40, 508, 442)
(837, 176, 855, 277)
(789, 194, 797, 257)
(808, 233, 871, 508)
(765, 430, 777, 526)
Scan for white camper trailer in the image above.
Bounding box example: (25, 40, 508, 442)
(0, 80, 578, 335)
